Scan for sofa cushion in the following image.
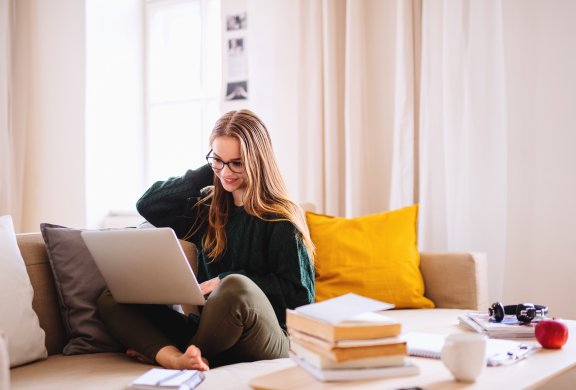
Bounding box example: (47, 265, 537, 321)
(306, 205, 434, 308)
(40, 224, 123, 355)
(0, 215, 47, 367)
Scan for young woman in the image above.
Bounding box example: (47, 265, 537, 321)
(98, 109, 315, 371)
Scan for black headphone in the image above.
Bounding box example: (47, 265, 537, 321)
(488, 302, 548, 323)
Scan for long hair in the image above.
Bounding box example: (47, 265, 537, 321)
(198, 109, 314, 263)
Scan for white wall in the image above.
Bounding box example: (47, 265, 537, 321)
(21, 0, 86, 231)
(503, 0, 576, 318)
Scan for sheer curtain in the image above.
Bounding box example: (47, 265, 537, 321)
(0, 0, 29, 232)
(249, 0, 507, 301)
(249, 0, 401, 218)
(0, 0, 16, 222)
(389, 0, 421, 209)
(417, 0, 508, 301)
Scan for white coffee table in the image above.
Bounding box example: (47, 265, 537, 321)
(250, 309, 576, 389)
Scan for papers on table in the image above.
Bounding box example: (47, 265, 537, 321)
(404, 332, 540, 366)
(458, 312, 538, 338)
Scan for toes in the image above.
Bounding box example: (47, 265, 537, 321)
(185, 345, 202, 359)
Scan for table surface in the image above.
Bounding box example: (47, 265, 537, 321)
(250, 309, 576, 390)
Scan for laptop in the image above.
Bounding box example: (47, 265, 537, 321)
(81, 228, 206, 306)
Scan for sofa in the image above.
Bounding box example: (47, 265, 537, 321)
(9, 231, 489, 389)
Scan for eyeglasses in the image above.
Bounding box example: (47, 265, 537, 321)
(205, 150, 245, 173)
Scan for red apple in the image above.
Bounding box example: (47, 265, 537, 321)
(535, 319, 569, 349)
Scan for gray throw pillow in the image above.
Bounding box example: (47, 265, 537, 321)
(40, 223, 123, 355)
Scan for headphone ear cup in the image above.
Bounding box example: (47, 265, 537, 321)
(516, 303, 536, 323)
(535, 305, 549, 317)
(489, 302, 506, 322)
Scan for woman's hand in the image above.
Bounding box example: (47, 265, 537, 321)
(199, 277, 221, 296)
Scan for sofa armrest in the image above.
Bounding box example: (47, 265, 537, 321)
(419, 252, 488, 310)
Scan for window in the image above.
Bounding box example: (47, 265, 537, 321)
(86, 0, 222, 227)
(144, 0, 222, 184)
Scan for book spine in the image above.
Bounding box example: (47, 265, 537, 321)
(286, 310, 336, 342)
(292, 355, 420, 382)
(290, 344, 407, 370)
(289, 329, 403, 350)
(286, 310, 401, 342)
(291, 337, 407, 363)
(336, 323, 402, 340)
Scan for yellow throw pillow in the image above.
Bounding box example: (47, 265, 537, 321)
(306, 205, 434, 308)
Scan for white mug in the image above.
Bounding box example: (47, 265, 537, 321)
(0, 331, 9, 390)
(441, 333, 487, 382)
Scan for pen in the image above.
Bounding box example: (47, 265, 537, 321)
(488, 345, 534, 366)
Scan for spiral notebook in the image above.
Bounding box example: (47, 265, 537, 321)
(129, 368, 205, 389)
(404, 332, 540, 366)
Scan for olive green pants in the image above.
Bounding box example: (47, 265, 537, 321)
(97, 274, 289, 367)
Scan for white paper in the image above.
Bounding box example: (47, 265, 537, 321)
(404, 332, 539, 366)
(343, 311, 397, 323)
(294, 293, 394, 324)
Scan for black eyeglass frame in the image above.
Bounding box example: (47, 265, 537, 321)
(205, 149, 245, 173)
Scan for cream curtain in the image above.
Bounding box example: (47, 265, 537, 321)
(389, 0, 421, 209)
(0, 0, 29, 232)
(249, 0, 401, 218)
(249, 0, 507, 301)
(417, 0, 508, 300)
(0, 0, 16, 222)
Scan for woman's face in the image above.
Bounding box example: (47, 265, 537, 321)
(210, 136, 247, 205)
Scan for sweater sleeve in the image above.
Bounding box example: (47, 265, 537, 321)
(136, 164, 214, 237)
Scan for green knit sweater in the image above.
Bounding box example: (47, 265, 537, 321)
(136, 164, 315, 328)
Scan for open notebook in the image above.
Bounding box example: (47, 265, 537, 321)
(404, 332, 540, 366)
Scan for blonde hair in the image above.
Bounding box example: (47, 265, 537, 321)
(193, 109, 314, 263)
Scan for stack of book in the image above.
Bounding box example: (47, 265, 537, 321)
(286, 295, 419, 381)
(458, 312, 537, 338)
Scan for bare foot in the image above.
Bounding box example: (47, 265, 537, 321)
(155, 345, 210, 371)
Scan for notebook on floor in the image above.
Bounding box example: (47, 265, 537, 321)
(81, 228, 206, 306)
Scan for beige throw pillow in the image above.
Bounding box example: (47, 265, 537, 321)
(0, 215, 47, 367)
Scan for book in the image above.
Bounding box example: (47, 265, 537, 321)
(290, 336, 408, 363)
(286, 309, 401, 343)
(458, 312, 537, 338)
(404, 331, 540, 366)
(290, 353, 420, 382)
(289, 328, 404, 350)
(290, 340, 407, 369)
(129, 368, 205, 389)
